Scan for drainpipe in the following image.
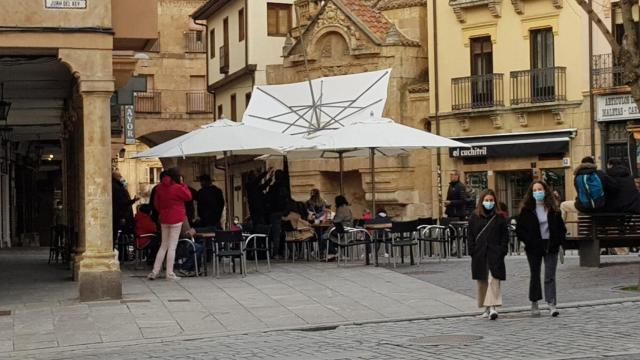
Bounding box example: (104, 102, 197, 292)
(433, 0, 443, 220)
(588, 0, 595, 158)
(245, 0, 249, 67)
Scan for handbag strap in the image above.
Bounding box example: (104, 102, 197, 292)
(475, 215, 497, 242)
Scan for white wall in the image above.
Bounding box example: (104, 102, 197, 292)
(248, 0, 293, 74)
(206, 0, 247, 84)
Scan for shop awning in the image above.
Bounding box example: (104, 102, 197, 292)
(449, 129, 577, 158)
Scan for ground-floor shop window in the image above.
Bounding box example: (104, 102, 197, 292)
(496, 171, 533, 218)
(542, 168, 566, 201)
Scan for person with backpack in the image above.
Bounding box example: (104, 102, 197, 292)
(516, 181, 566, 317)
(468, 189, 509, 320)
(573, 156, 616, 213)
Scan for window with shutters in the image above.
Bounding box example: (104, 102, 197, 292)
(267, 3, 292, 36)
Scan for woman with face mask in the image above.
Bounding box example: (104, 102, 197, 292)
(467, 189, 509, 320)
(516, 181, 566, 317)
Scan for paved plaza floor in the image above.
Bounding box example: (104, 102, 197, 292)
(1, 248, 639, 359)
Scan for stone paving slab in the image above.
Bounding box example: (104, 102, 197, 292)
(0, 249, 476, 353)
(2, 302, 640, 360)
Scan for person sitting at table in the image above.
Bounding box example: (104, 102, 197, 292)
(362, 208, 372, 221)
(135, 204, 161, 265)
(375, 208, 388, 219)
(333, 195, 353, 227)
(306, 188, 329, 223)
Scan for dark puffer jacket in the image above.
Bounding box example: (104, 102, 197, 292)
(606, 165, 640, 214)
(445, 181, 467, 219)
(573, 163, 616, 213)
(468, 211, 509, 281)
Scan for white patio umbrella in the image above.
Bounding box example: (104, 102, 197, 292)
(243, 69, 391, 136)
(289, 115, 469, 211)
(135, 118, 315, 228)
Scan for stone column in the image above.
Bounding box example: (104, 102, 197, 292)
(74, 80, 122, 301)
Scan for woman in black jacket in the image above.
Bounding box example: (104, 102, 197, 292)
(468, 189, 509, 320)
(516, 180, 566, 317)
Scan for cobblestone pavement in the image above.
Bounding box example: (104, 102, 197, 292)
(395, 255, 640, 307)
(2, 302, 639, 360)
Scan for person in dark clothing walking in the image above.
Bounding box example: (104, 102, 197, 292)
(468, 189, 509, 320)
(195, 174, 225, 229)
(605, 158, 640, 214)
(516, 180, 566, 317)
(445, 170, 467, 220)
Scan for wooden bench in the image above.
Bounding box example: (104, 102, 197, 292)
(564, 213, 640, 267)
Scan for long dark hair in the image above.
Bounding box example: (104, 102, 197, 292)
(519, 180, 557, 212)
(473, 189, 498, 217)
(335, 195, 349, 208)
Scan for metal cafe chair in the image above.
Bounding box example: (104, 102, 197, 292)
(212, 230, 246, 277)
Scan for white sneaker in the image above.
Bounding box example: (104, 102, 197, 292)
(531, 301, 540, 317)
(549, 304, 559, 317)
(478, 307, 490, 319)
(383, 253, 390, 258)
(166, 273, 181, 281)
(489, 306, 498, 320)
(147, 272, 157, 280)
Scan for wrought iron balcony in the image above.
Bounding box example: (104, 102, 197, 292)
(592, 53, 624, 89)
(451, 73, 504, 111)
(185, 31, 206, 53)
(134, 92, 162, 113)
(220, 45, 229, 74)
(186, 92, 214, 114)
(510, 67, 566, 105)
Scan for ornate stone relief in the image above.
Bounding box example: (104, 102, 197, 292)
(491, 114, 503, 129)
(511, 0, 524, 15)
(552, 0, 563, 9)
(552, 110, 564, 124)
(488, 0, 502, 17)
(451, 0, 501, 23)
(517, 112, 528, 127)
(458, 117, 470, 131)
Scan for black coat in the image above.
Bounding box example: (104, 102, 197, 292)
(445, 181, 466, 219)
(468, 212, 509, 281)
(196, 185, 225, 227)
(516, 207, 566, 255)
(573, 163, 616, 213)
(605, 165, 640, 214)
(112, 179, 135, 232)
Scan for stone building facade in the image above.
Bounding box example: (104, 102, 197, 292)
(0, 0, 158, 300)
(113, 0, 214, 203)
(268, 0, 431, 219)
(429, 0, 595, 217)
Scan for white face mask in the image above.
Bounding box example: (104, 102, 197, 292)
(120, 178, 128, 189)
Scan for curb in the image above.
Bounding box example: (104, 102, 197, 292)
(4, 296, 640, 358)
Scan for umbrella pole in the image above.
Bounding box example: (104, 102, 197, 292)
(339, 152, 344, 196)
(223, 151, 231, 230)
(370, 148, 375, 213)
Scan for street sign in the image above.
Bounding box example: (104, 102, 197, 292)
(124, 106, 136, 145)
(45, 0, 87, 9)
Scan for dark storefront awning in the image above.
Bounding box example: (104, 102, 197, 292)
(449, 129, 577, 158)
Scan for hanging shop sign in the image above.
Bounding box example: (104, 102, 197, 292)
(45, 0, 87, 9)
(449, 129, 576, 158)
(124, 105, 136, 145)
(596, 94, 640, 122)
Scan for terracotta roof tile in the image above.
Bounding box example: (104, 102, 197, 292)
(376, 0, 428, 11)
(338, 0, 392, 42)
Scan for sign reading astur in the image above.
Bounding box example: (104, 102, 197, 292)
(45, 0, 87, 9)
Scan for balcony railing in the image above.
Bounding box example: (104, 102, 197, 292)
(451, 73, 504, 110)
(184, 31, 206, 53)
(220, 45, 229, 74)
(592, 53, 624, 89)
(510, 67, 566, 105)
(134, 92, 162, 113)
(186, 92, 214, 113)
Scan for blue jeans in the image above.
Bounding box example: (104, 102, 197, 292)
(181, 242, 204, 272)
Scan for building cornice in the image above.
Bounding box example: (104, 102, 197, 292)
(207, 64, 257, 92)
(191, 0, 234, 20)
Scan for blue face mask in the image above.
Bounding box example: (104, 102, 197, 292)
(482, 201, 495, 211)
(533, 190, 545, 202)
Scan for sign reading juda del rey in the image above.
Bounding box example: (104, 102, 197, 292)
(597, 94, 640, 122)
(45, 0, 86, 9)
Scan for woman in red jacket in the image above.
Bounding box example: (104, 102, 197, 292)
(148, 168, 192, 280)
